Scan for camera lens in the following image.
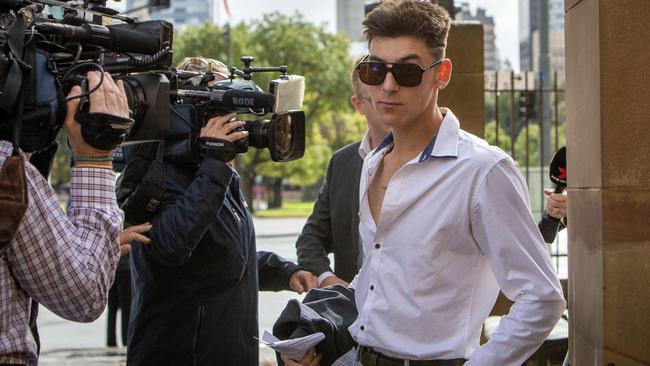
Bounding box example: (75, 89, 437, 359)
(246, 120, 269, 149)
(275, 114, 292, 155)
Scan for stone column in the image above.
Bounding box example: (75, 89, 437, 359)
(565, 1, 650, 364)
(440, 22, 485, 138)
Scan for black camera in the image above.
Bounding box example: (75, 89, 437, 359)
(0, 0, 172, 153)
(161, 57, 307, 163)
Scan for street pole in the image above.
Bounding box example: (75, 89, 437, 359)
(539, 0, 552, 165)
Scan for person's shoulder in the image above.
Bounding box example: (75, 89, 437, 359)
(332, 141, 362, 160)
(457, 129, 513, 169)
(334, 141, 362, 156)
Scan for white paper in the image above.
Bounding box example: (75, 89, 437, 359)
(257, 330, 325, 361)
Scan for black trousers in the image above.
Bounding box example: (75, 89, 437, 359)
(106, 269, 132, 347)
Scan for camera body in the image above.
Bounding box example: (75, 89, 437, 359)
(163, 70, 306, 163)
(0, 0, 173, 153)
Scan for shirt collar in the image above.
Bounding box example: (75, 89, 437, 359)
(358, 132, 373, 159)
(371, 108, 460, 162)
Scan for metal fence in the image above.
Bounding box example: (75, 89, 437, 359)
(484, 70, 567, 276)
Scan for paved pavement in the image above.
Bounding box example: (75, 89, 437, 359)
(38, 217, 309, 366)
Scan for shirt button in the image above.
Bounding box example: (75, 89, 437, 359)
(374, 243, 380, 249)
(360, 325, 365, 331)
(370, 285, 374, 291)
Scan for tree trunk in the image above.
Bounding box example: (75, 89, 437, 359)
(267, 178, 283, 209)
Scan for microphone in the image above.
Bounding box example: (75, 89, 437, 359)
(34, 22, 161, 55)
(549, 146, 566, 193)
(219, 89, 276, 111)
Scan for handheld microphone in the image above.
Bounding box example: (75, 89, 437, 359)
(549, 146, 566, 193)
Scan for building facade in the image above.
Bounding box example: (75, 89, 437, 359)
(519, 0, 564, 73)
(456, 2, 498, 71)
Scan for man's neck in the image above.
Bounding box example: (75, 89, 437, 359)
(367, 128, 388, 151)
(390, 105, 444, 162)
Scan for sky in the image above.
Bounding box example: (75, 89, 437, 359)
(107, 0, 520, 70)
(215, 0, 520, 70)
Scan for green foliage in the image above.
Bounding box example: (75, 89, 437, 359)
(484, 120, 512, 154)
(50, 131, 72, 184)
(253, 200, 314, 218)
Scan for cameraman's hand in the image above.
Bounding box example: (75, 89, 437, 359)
(119, 222, 152, 256)
(64, 71, 129, 157)
(200, 112, 248, 141)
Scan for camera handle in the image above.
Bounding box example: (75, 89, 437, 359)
(229, 56, 288, 81)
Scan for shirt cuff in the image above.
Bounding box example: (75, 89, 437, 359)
(318, 271, 335, 286)
(69, 167, 118, 209)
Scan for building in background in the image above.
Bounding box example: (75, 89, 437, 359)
(126, 0, 213, 31)
(519, 0, 565, 73)
(455, 2, 498, 71)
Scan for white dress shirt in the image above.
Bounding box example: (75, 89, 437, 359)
(348, 109, 566, 365)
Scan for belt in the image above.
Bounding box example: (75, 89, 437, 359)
(358, 346, 466, 366)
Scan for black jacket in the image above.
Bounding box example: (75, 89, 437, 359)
(296, 142, 364, 282)
(127, 158, 300, 366)
(273, 285, 358, 366)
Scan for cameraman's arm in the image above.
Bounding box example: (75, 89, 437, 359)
(257, 251, 302, 292)
(147, 158, 233, 266)
(6, 72, 126, 322)
(146, 113, 247, 266)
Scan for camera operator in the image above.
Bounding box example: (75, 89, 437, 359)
(126, 57, 317, 366)
(0, 71, 128, 366)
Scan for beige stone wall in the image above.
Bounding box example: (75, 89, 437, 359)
(565, 0, 650, 364)
(439, 22, 485, 138)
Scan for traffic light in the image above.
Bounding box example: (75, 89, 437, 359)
(518, 91, 536, 120)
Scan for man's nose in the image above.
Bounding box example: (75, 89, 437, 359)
(381, 69, 400, 94)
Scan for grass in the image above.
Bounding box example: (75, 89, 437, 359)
(253, 200, 314, 218)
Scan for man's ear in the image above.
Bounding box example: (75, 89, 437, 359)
(436, 59, 453, 90)
(351, 95, 365, 115)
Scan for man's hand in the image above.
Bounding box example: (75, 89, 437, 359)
(319, 275, 349, 288)
(544, 189, 567, 220)
(64, 71, 130, 157)
(280, 348, 322, 366)
(200, 112, 248, 141)
(289, 270, 318, 294)
(119, 222, 152, 256)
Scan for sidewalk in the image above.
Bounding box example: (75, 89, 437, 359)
(252, 216, 307, 237)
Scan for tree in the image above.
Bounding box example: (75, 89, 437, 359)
(174, 14, 357, 209)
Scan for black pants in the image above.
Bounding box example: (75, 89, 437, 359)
(106, 269, 132, 347)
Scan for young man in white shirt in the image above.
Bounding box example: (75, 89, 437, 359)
(281, 1, 565, 365)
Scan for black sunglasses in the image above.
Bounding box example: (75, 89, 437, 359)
(356, 58, 443, 87)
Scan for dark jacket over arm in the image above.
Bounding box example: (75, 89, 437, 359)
(273, 285, 358, 366)
(257, 250, 301, 292)
(146, 158, 233, 266)
(296, 142, 364, 282)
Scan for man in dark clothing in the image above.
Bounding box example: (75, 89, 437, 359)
(127, 107, 317, 365)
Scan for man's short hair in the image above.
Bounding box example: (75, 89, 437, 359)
(351, 55, 367, 97)
(363, 0, 451, 60)
(176, 56, 229, 75)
